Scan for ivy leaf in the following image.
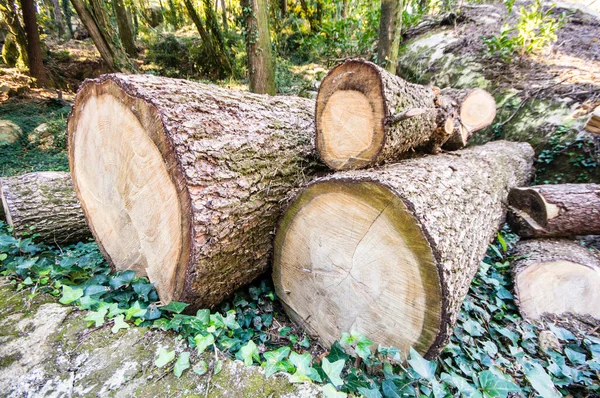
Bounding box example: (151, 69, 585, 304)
(125, 301, 147, 320)
(196, 309, 210, 325)
(407, 347, 436, 381)
(159, 301, 189, 314)
(478, 370, 520, 398)
(564, 347, 586, 365)
(322, 357, 345, 387)
(264, 346, 291, 378)
(463, 319, 485, 337)
(523, 362, 561, 398)
(322, 383, 346, 398)
(239, 340, 259, 366)
(441, 373, 483, 398)
(289, 352, 321, 383)
(213, 359, 222, 375)
(548, 324, 576, 341)
(355, 334, 373, 360)
(108, 270, 136, 289)
(224, 310, 240, 330)
(59, 285, 84, 305)
(155, 348, 176, 368)
(193, 360, 208, 376)
(173, 352, 191, 377)
(84, 306, 108, 327)
(194, 333, 215, 354)
(382, 379, 401, 398)
(327, 341, 350, 363)
(357, 386, 383, 398)
(111, 314, 130, 333)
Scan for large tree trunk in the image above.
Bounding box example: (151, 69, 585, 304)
(113, 0, 137, 57)
(70, 0, 134, 72)
(273, 141, 534, 358)
(0, 172, 90, 244)
(0, 0, 29, 67)
(378, 0, 403, 73)
(20, 0, 49, 85)
(508, 184, 600, 238)
(67, 74, 320, 308)
(316, 59, 496, 170)
(62, 0, 73, 38)
(242, 0, 276, 95)
(511, 239, 600, 322)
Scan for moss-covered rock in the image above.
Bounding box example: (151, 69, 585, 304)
(2, 34, 19, 67)
(0, 119, 22, 146)
(0, 283, 321, 397)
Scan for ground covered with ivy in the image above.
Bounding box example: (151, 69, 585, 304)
(1, 222, 598, 397)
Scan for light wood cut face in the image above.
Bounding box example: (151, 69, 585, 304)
(274, 181, 441, 357)
(71, 93, 182, 303)
(321, 90, 375, 164)
(517, 260, 600, 320)
(460, 89, 497, 132)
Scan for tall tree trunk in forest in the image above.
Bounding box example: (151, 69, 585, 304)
(48, 0, 66, 38)
(113, 0, 137, 56)
(220, 0, 228, 32)
(242, 0, 276, 95)
(340, 0, 349, 19)
(378, 0, 403, 73)
(20, 0, 49, 85)
(0, 0, 29, 66)
(61, 0, 73, 38)
(167, 0, 180, 29)
(279, 0, 286, 17)
(70, 0, 134, 72)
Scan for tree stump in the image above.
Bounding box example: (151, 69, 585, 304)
(273, 141, 534, 358)
(68, 74, 321, 307)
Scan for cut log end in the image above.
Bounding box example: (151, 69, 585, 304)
(273, 180, 442, 358)
(508, 187, 553, 226)
(316, 61, 387, 170)
(68, 79, 191, 304)
(459, 89, 496, 133)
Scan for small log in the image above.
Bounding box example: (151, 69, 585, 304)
(508, 184, 600, 238)
(512, 239, 600, 321)
(273, 141, 534, 358)
(0, 172, 91, 244)
(315, 58, 497, 170)
(68, 74, 321, 307)
(584, 107, 600, 134)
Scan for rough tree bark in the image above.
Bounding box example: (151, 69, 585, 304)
(20, 0, 48, 85)
(70, 0, 134, 72)
(508, 184, 600, 238)
(273, 141, 534, 358)
(113, 0, 137, 57)
(316, 59, 497, 170)
(378, 0, 403, 73)
(0, 0, 29, 66)
(511, 239, 600, 322)
(0, 172, 91, 244)
(242, 0, 276, 95)
(67, 74, 321, 308)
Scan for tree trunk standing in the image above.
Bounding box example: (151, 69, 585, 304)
(48, 0, 66, 38)
(279, 0, 286, 17)
(61, 0, 73, 38)
(70, 0, 134, 72)
(378, 0, 403, 73)
(273, 141, 534, 359)
(0, 0, 29, 66)
(113, 0, 137, 57)
(508, 184, 600, 238)
(316, 59, 497, 170)
(67, 74, 321, 308)
(166, 0, 180, 29)
(220, 0, 228, 32)
(242, 0, 276, 95)
(0, 172, 91, 244)
(340, 0, 349, 19)
(511, 239, 600, 322)
(20, 0, 49, 85)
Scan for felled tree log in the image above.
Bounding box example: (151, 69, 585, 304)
(273, 141, 534, 358)
(512, 239, 600, 321)
(508, 184, 600, 238)
(0, 172, 90, 243)
(315, 59, 496, 170)
(67, 74, 321, 307)
(584, 107, 600, 134)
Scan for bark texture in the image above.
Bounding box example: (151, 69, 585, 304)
(0, 172, 90, 244)
(68, 74, 321, 308)
(20, 0, 49, 85)
(511, 239, 600, 321)
(316, 59, 495, 170)
(273, 141, 534, 358)
(378, 0, 403, 73)
(242, 0, 276, 95)
(584, 107, 600, 134)
(508, 184, 600, 238)
(113, 0, 137, 56)
(0, 0, 29, 66)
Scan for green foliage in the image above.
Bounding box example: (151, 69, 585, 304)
(2, 34, 19, 67)
(484, 0, 565, 61)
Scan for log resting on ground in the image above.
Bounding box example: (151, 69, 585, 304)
(273, 141, 534, 359)
(0, 172, 91, 244)
(508, 184, 600, 238)
(512, 239, 600, 322)
(67, 74, 321, 308)
(315, 59, 496, 170)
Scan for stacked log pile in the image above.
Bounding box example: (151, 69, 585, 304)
(4, 58, 548, 358)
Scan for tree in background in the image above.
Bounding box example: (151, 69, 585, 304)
(113, 0, 137, 56)
(61, 0, 73, 38)
(20, 0, 49, 85)
(378, 0, 403, 74)
(0, 0, 29, 67)
(242, 0, 275, 94)
(70, 0, 134, 72)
